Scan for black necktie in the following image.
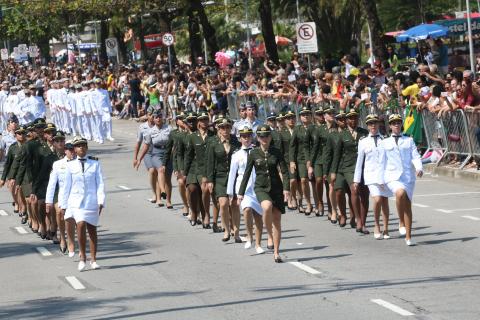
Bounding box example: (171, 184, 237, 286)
(372, 135, 379, 147)
(393, 135, 401, 145)
(79, 158, 86, 172)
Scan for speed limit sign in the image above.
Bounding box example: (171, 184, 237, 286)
(162, 33, 174, 46)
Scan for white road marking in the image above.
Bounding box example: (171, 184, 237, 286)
(289, 261, 321, 275)
(416, 179, 434, 182)
(117, 185, 131, 190)
(462, 215, 480, 221)
(15, 227, 28, 234)
(0, 210, 8, 216)
(371, 299, 414, 316)
(296, 242, 304, 245)
(36, 247, 52, 257)
(415, 191, 480, 197)
(454, 208, 480, 212)
(65, 276, 86, 290)
(412, 203, 429, 208)
(435, 209, 453, 213)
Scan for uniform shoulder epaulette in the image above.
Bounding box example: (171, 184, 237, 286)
(87, 156, 98, 161)
(359, 136, 367, 140)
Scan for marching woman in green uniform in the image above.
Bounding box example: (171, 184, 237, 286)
(184, 110, 216, 228)
(165, 112, 190, 216)
(290, 105, 314, 215)
(306, 106, 329, 216)
(331, 109, 369, 232)
(207, 118, 241, 242)
(266, 112, 283, 153)
(0, 125, 28, 224)
(280, 110, 298, 210)
(238, 125, 290, 263)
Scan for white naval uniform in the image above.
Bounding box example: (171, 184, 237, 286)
(353, 133, 392, 197)
(0, 90, 8, 131)
(46, 88, 59, 128)
(67, 91, 79, 136)
(4, 94, 18, 122)
(92, 88, 113, 140)
(60, 157, 105, 226)
(17, 96, 41, 125)
(379, 134, 423, 201)
(87, 89, 103, 143)
(45, 157, 70, 218)
(227, 145, 262, 215)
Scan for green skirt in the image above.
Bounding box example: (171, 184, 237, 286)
(255, 190, 285, 214)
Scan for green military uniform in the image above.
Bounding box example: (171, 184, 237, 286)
(331, 127, 369, 190)
(323, 126, 340, 184)
(33, 141, 57, 200)
(270, 128, 283, 153)
(239, 125, 290, 213)
(14, 138, 43, 197)
(289, 123, 312, 179)
(184, 130, 215, 185)
(280, 127, 295, 179)
(165, 128, 183, 172)
(206, 134, 240, 198)
(307, 123, 328, 178)
(2, 142, 21, 182)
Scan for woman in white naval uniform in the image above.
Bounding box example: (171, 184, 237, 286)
(46, 140, 76, 256)
(227, 125, 264, 254)
(60, 137, 105, 271)
(380, 114, 423, 246)
(353, 114, 391, 240)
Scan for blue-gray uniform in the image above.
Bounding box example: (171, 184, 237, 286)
(137, 121, 154, 169)
(143, 124, 172, 170)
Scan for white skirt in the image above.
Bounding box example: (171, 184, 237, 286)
(66, 207, 100, 226)
(241, 194, 263, 216)
(368, 183, 393, 198)
(386, 180, 415, 201)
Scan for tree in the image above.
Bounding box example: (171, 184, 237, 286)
(360, 0, 386, 61)
(259, 0, 279, 63)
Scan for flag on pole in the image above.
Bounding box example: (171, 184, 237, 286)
(403, 102, 423, 145)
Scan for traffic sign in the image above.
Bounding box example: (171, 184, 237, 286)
(1, 48, 8, 60)
(28, 46, 39, 58)
(296, 22, 318, 54)
(162, 33, 174, 46)
(105, 38, 118, 57)
(18, 44, 28, 55)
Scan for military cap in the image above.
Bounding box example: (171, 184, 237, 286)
(8, 115, 18, 123)
(256, 124, 271, 137)
(365, 114, 380, 124)
(266, 112, 277, 121)
(10, 86, 19, 91)
(72, 136, 88, 146)
(299, 105, 312, 115)
(276, 112, 285, 120)
(152, 109, 163, 118)
(197, 110, 209, 120)
(314, 106, 324, 114)
(65, 140, 74, 149)
(335, 110, 346, 119)
(216, 117, 233, 127)
(245, 101, 255, 109)
(176, 111, 186, 120)
(239, 103, 246, 110)
(186, 111, 197, 120)
(323, 105, 335, 114)
(239, 125, 253, 135)
(53, 130, 66, 140)
(33, 118, 47, 128)
(284, 110, 296, 118)
(26, 122, 35, 132)
(44, 123, 56, 132)
(15, 125, 27, 134)
(214, 114, 226, 124)
(346, 108, 359, 117)
(388, 114, 403, 123)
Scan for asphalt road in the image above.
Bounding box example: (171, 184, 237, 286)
(1, 119, 479, 320)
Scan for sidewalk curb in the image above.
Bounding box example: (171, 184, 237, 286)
(425, 164, 480, 182)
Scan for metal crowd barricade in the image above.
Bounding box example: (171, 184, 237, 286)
(421, 109, 447, 154)
(438, 110, 473, 168)
(464, 111, 480, 158)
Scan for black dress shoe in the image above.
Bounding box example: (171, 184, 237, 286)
(167, 205, 174, 209)
(235, 238, 242, 243)
(330, 219, 337, 224)
(203, 224, 211, 229)
(196, 219, 202, 225)
(40, 233, 47, 240)
(60, 246, 67, 254)
(362, 229, 370, 235)
(274, 256, 283, 263)
(182, 211, 189, 216)
(356, 228, 363, 233)
(190, 220, 197, 226)
(222, 236, 230, 242)
(350, 220, 356, 229)
(161, 192, 167, 200)
(267, 244, 274, 250)
(32, 229, 38, 233)
(21, 217, 27, 224)
(212, 224, 221, 233)
(339, 222, 346, 228)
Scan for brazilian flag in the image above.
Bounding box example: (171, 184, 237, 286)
(403, 103, 423, 145)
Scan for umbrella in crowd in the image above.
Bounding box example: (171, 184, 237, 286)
(396, 23, 449, 42)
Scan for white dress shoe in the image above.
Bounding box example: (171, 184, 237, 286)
(383, 233, 391, 240)
(405, 238, 416, 246)
(78, 261, 86, 271)
(374, 233, 382, 240)
(90, 261, 101, 270)
(244, 241, 252, 249)
(255, 246, 265, 254)
(68, 251, 75, 258)
(399, 226, 407, 236)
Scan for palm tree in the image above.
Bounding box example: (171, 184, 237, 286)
(360, 0, 386, 61)
(259, 0, 279, 63)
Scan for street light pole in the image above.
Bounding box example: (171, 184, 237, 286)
(466, 0, 475, 76)
(245, 0, 251, 69)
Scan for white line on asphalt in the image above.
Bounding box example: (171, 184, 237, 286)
(435, 209, 453, 213)
(36, 247, 52, 256)
(416, 179, 434, 182)
(0, 210, 8, 216)
(415, 192, 480, 197)
(65, 276, 86, 290)
(289, 261, 321, 275)
(296, 242, 304, 245)
(454, 208, 480, 212)
(462, 215, 480, 221)
(15, 227, 28, 234)
(117, 185, 131, 190)
(412, 203, 429, 208)
(371, 299, 414, 316)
